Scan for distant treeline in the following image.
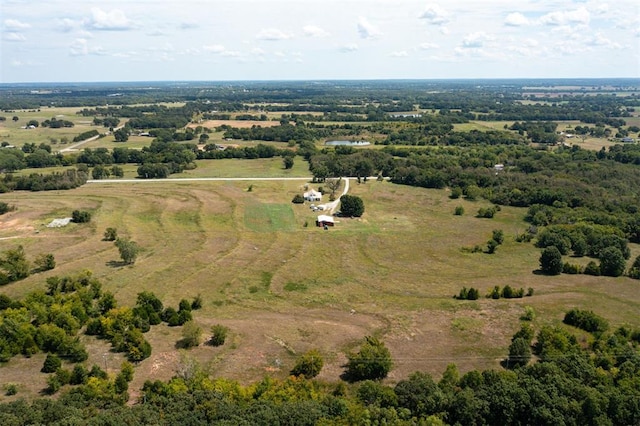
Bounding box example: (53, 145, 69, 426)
(0, 169, 87, 193)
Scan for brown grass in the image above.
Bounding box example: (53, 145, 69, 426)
(1, 179, 639, 398)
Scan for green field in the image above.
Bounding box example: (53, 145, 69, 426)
(2, 177, 639, 396)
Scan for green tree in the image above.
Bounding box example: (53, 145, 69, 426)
(345, 336, 392, 381)
(291, 349, 324, 378)
(115, 238, 140, 265)
(340, 194, 365, 217)
(599, 246, 626, 277)
(283, 155, 294, 169)
(1, 245, 31, 282)
(113, 128, 129, 142)
(454, 205, 464, 215)
(507, 338, 531, 369)
(539, 246, 563, 275)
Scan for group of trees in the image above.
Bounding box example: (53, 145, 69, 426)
(0, 245, 55, 285)
(1, 317, 636, 425)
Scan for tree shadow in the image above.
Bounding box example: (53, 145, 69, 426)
(106, 260, 128, 268)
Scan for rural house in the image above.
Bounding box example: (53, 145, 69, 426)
(304, 189, 322, 202)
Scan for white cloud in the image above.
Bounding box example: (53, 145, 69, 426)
(584, 32, 622, 49)
(3, 32, 26, 42)
(4, 19, 31, 31)
(462, 32, 492, 48)
(57, 18, 79, 33)
(505, 12, 530, 27)
(390, 50, 408, 57)
(419, 5, 450, 25)
(251, 47, 266, 55)
(221, 50, 242, 57)
(256, 28, 292, 41)
(203, 44, 226, 53)
(419, 42, 439, 49)
(357, 17, 382, 39)
(85, 8, 135, 31)
(539, 7, 590, 26)
(179, 22, 199, 30)
(340, 43, 359, 52)
(303, 25, 329, 38)
(70, 38, 106, 56)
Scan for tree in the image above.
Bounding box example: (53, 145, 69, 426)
(180, 321, 202, 348)
(0, 245, 31, 282)
(103, 227, 118, 241)
(507, 338, 531, 369)
(539, 246, 563, 275)
(291, 349, 324, 378)
(291, 194, 304, 204)
(115, 238, 140, 265)
(113, 128, 129, 142)
(599, 246, 626, 277)
(209, 324, 229, 346)
(340, 194, 365, 217)
(345, 336, 392, 381)
(283, 155, 294, 169)
(12, 116, 18, 122)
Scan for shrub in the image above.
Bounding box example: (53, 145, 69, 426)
(455, 287, 479, 300)
(292, 194, 305, 204)
(454, 205, 464, 215)
(492, 229, 504, 245)
(564, 309, 609, 334)
(191, 294, 203, 310)
(180, 321, 202, 348)
(562, 262, 582, 274)
(486, 239, 499, 254)
(42, 353, 61, 373)
(103, 227, 118, 241)
(71, 210, 91, 223)
(209, 324, 229, 346)
(520, 306, 536, 321)
(291, 349, 324, 378)
(34, 253, 56, 272)
(584, 261, 601, 276)
(476, 206, 498, 218)
(4, 383, 18, 396)
(450, 187, 463, 199)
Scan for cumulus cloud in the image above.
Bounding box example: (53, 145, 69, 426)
(357, 17, 382, 39)
(85, 8, 135, 31)
(256, 28, 293, 40)
(505, 12, 530, 27)
(584, 32, 621, 49)
(4, 19, 31, 31)
(69, 38, 106, 56)
(303, 25, 330, 38)
(461, 32, 492, 48)
(340, 43, 359, 52)
(3, 32, 26, 42)
(390, 50, 408, 57)
(419, 42, 439, 49)
(419, 5, 450, 25)
(539, 7, 590, 26)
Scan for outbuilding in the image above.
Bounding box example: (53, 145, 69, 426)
(316, 215, 334, 227)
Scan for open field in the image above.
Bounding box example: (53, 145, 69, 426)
(2, 178, 640, 398)
(189, 120, 281, 129)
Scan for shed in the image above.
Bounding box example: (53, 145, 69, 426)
(316, 215, 334, 227)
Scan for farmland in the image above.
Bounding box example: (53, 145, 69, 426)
(1, 79, 640, 423)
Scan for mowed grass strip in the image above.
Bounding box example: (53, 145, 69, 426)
(243, 203, 296, 232)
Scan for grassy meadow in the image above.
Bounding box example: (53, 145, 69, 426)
(2, 174, 640, 397)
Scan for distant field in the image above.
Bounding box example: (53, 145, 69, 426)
(189, 119, 281, 129)
(1, 179, 639, 396)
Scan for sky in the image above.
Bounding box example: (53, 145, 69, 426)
(1, 0, 639, 83)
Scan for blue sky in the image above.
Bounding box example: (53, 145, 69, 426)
(1, 0, 639, 83)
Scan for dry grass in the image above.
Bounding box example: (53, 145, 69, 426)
(1, 178, 640, 399)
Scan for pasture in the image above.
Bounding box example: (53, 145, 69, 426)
(2, 175, 640, 398)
